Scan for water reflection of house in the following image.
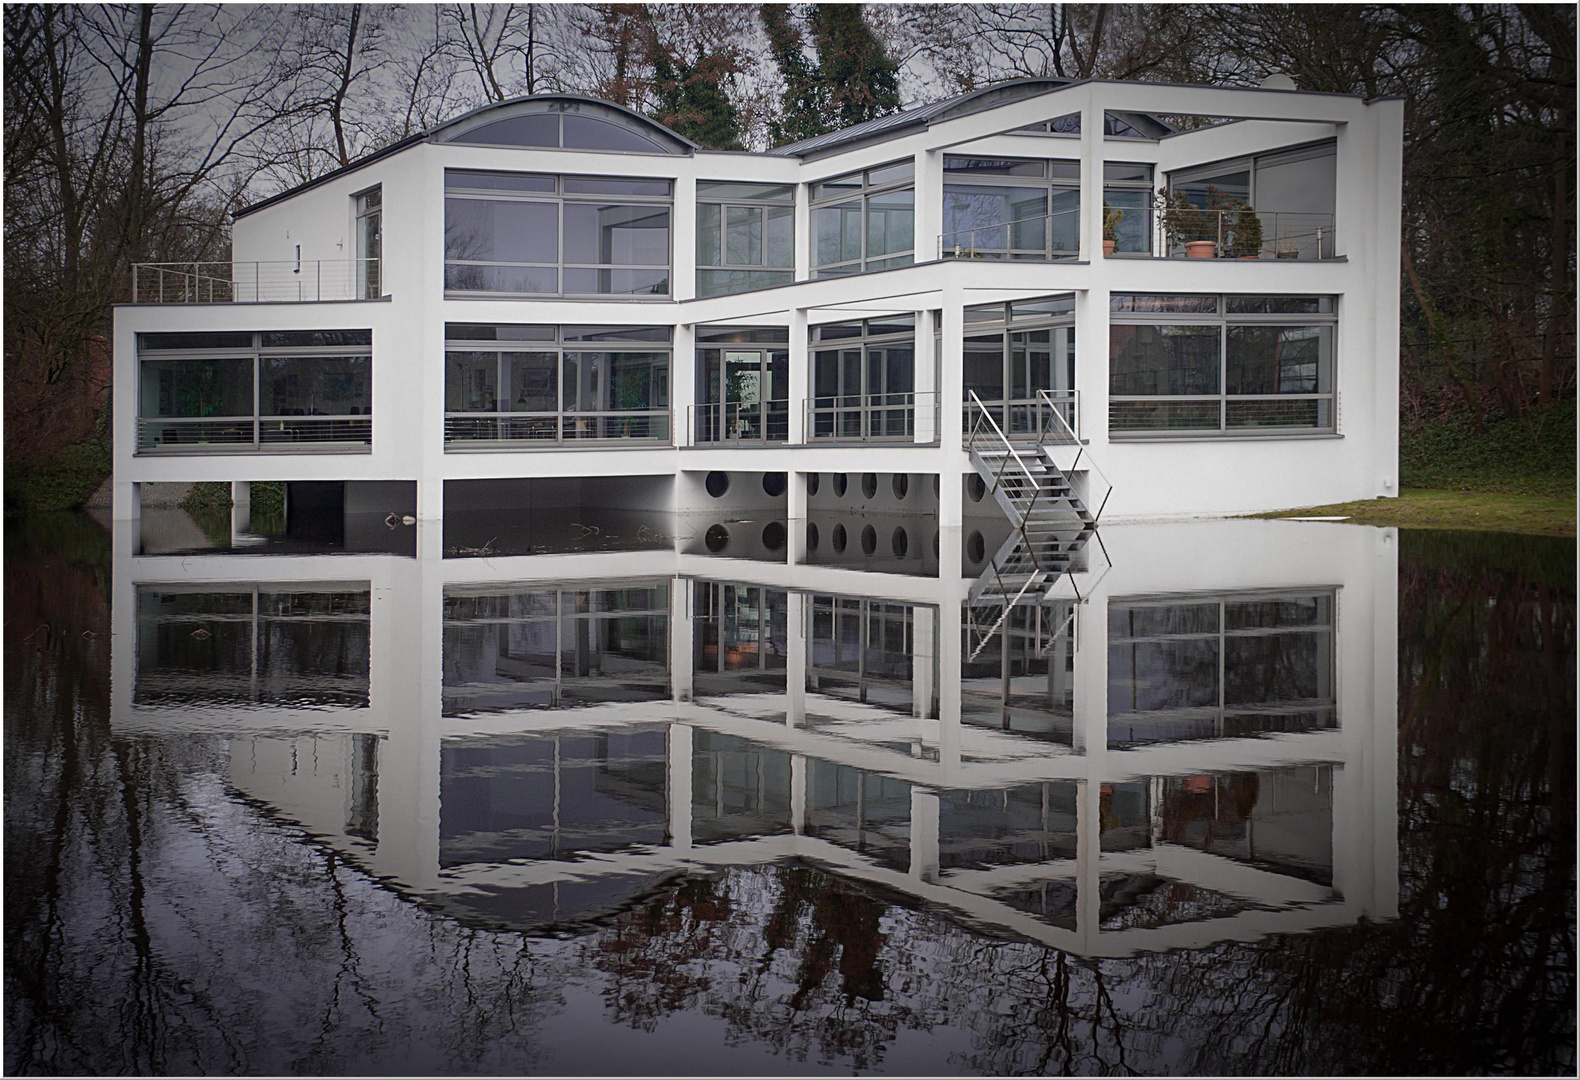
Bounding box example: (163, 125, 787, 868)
(110, 519, 1397, 956)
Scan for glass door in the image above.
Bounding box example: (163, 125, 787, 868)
(697, 348, 787, 442)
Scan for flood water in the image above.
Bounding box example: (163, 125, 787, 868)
(4, 509, 1574, 1076)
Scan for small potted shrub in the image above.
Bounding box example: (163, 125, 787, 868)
(1226, 200, 1264, 258)
(1102, 202, 1124, 255)
(1155, 189, 1217, 257)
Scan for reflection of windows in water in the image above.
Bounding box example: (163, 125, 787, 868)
(439, 729, 670, 869)
(936, 782, 1079, 870)
(807, 595, 931, 713)
(689, 730, 794, 844)
(346, 733, 380, 843)
(692, 582, 788, 696)
(1106, 589, 1336, 747)
(804, 759, 913, 871)
(133, 585, 371, 708)
(441, 584, 669, 716)
(1157, 765, 1335, 886)
(961, 600, 1076, 744)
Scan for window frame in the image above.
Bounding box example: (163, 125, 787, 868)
(135, 330, 373, 454)
(443, 323, 673, 448)
(808, 315, 918, 441)
(941, 156, 1081, 261)
(1107, 294, 1338, 438)
(809, 160, 915, 278)
(695, 181, 796, 297)
(444, 170, 674, 300)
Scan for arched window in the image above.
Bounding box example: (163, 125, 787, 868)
(439, 98, 691, 155)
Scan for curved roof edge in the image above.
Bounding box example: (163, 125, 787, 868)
(428, 93, 699, 151)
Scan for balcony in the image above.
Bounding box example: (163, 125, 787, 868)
(935, 208, 1336, 262)
(138, 415, 372, 452)
(131, 260, 381, 304)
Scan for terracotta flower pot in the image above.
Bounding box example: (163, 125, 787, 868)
(1103, 238, 1116, 256)
(1185, 240, 1216, 259)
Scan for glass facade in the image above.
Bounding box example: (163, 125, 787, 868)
(695, 182, 795, 297)
(444, 324, 671, 446)
(444, 171, 672, 297)
(1108, 295, 1337, 435)
(136, 330, 372, 451)
(810, 316, 916, 440)
(811, 160, 914, 277)
(942, 157, 1080, 259)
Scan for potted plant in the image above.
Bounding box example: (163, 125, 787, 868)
(1102, 202, 1123, 255)
(1226, 200, 1264, 258)
(1155, 188, 1217, 257)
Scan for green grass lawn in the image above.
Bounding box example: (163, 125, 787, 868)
(1262, 400, 1576, 536)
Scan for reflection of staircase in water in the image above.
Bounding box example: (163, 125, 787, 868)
(966, 392, 1107, 663)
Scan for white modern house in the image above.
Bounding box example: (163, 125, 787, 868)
(112, 77, 1404, 534)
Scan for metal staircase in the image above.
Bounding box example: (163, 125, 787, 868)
(964, 390, 1112, 662)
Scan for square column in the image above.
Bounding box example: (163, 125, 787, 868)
(787, 307, 809, 444)
(231, 480, 251, 539)
(1078, 86, 1103, 262)
(672, 322, 696, 449)
(913, 307, 938, 443)
(793, 184, 811, 281)
(670, 576, 693, 702)
(673, 175, 697, 302)
(668, 723, 694, 852)
(113, 480, 141, 522)
(938, 284, 965, 527)
(913, 147, 943, 263)
(909, 789, 940, 883)
(785, 590, 806, 726)
(1073, 287, 1110, 446)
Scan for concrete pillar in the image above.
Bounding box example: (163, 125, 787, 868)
(670, 576, 693, 702)
(909, 789, 940, 883)
(785, 590, 806, 726)
(672, 322, 696, 448)
(1073, 285, 1110, 447)
(911, 604, 936, 718)
(913, 147, 943, 263)
(673, 175, 697, 302)
(793, 184, 811, 281)
(669, 722, 694, 852)
(936, 528, 963, 778)
(231, 480, 251, 539)
(1075, 777, 1102, 953)
(938, 284, 966, 528)
(790, 753, 807, 835)
(913, 307, 938, 443)
(787, 307, 809, 444)
(1078, 86, 1102, 263)
(113, 480, 141, 523)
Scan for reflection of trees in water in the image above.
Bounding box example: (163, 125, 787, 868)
(6, 523, 1573, 1074)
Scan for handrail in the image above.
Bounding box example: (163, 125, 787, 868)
(1140, 208, 1336, 260)
(131, 259, 381, 303)
(690, 398, 791, 443)
(966, 389, 1047, 526)
(938, 208, 1080, 259)
(1037, 388, 1115, 521)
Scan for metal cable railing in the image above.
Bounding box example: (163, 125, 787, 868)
(132, 259, 381, 303)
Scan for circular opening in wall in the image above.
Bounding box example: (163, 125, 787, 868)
(762, 520, 786, 551)
(705, 523, 730, 552)
(968, 474, 987, 503)
(891, 527, 909, 557)
(967, 531, 986, 563)
(892, 474, 909, 500)
(862, 473, 878, 499)
(833, 473, 848, 498)
(762, 472, 787, 498)
(806, 472, 820, 497)
(861, 524, 877, 555)
(806, 522, 820, 551)
(832, 523, 848, 552)
(705, 471, 730, 498)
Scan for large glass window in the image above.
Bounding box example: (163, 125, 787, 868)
(444, 170, 671, 298)
(811, 161, 914, 277)
(961, 294, 1076, 437)
(136, 330, 372, 451)
(942, 157, 1079, 259)
(1108, 295, 1336, 436)
(696, 182, 795, 297)
(1107, 590, 1337, 747)
(444, 324, 671, 446)
(810, 316, 916, 440)
(1168, 141, 1336, 259)
(694, 326, 789, 443)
